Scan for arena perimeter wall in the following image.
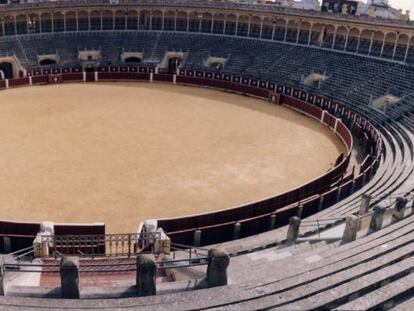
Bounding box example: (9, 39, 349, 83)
(0, 67, 381, 248)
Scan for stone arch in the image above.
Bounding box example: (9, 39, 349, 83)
(286, 19, 299, 43)
(382, 32, 397, 58)
(188, 11, 201, 32)
(309, 23, 323, 46)
(249, 16, 262, 38)
(346, 27, 360, 52)
(90, 10, 101, 31)
(200, 12, 213, 33)
(53, 12, 65, 32)
(126, 10, 138, 30)
(0, 61, 14, 79)
(370, 31, 384, 57)
(3, 15, 16, 36)
(176, 11, 187, 32)
(333, 25, 347, 49)
(16, 14, 27, 35)
(273, 18, 286, 41)
(358, 29, 373, 54)
(27, 14, 40, 34)
(164, 10, 175, 31)
(65, 11, 77, 31)
(237, 15, 249, 37)
(261, 17, 274, 40)
(39, 58, 57, 66)
(212, 13, 225, 34)
(394, 34, 409, 61)
(124, 56, 142, 63)
(102, 10, 114, 30)
(407, 36, 414, 64)
(298, 21, 311, 44)
(78, 11, 89, 31)
(114, 10, 126, 30)
(224, 14, 237, 36)
(151, 10, 163, 30)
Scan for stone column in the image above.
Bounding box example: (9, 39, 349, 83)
(359, 194, 371, 215)
(206, 248, 230, 287)
(193, 229, 201, 247)
(136, 254, 157, 296)
(342, 215, 361, 243)
(233, 222, 241, 240)
(60, 256, 80, 299)
(287, 216, 301, 242)
(369, 204, 387, 231)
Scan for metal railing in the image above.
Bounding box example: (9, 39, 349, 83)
(40, 232, 162, 258)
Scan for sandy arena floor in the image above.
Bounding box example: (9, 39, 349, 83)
(0, 82, 345, 233)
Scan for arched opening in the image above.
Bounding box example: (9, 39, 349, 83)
(322, 24, 335, 48)
(406, 37, 414, 64)
(298, 21, 311, 44)
(286, 20, 299, 43)
(209, 62, 223, 71)
(39, 59, 57, 66)
(90, 10, 101, 31)
(124, 56, 142, 63)
(200, 13, 212, 33)
(249, 16, 261, 38)
(358, 29, 372, 54)
(102, 10, 114, 30)
(224, 14, 237, 36)
(151, 10, 163, 30)
(65, 12, 77, 32)
(383, 32, 397, 59)
(237, 15, 249, 37)
(164, 11, 175, 31)
(309, 23, 322, 46)
(261, 17, 273, 40)
(212, 14, 224, 34)
(4, 16, 15, 36)
(333, 26, 347, 50)
(370, 31, 384, 57)
(346, 28, 360, 52)
(176, 11, 187, 32)
(53, 12, 65, 32)
(16, 15, 28, 35)
(168, 57, 182, 73)
(0, 62, 13, 79)
(188, 12, 201, 32)
(41, 13, 52, 33)
(127, 10, 138, 30)
(139, 10, 150, 30)
(78, 11, 89, 31)
(115, 10, 127, 30)
(394, 34, 409, 61)
(273, 18, 286, 41)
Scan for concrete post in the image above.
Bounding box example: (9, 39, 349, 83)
(269, 214, 277, 230)
(206, 248, 230, 287)
(233, 222, 241, 240)
(287, 216, 301, 242)
(2, 238, 11, 254)
(369, 204, 387, 231)
(342, 215, 361, 243)
(359, 194, 371, 215)
(60, 256, 80, 299)
(318, 195, 324, 211)
(296, 205, 303, 219)
(392, 197, 408, 222)
(193, 229, 201, 247)
(0, 255, 6, 296)
(136, 254, 157, 296)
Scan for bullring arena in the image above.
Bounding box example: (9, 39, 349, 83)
(0, 0, 413, 310)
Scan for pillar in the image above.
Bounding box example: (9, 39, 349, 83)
(60, 256, 80, 299)
(0, 255, 6, 296)
(193, 229, 201, 247)
(136, 254, 157, 296)
(269, 213, 277, 230)
(233, 222, 241, 240)
(206, 248, 230, 287)
(342, 215, 360, 243)
(359, 194, 371, 215)
(369, 204, 387, 231)
(287, 216, 301, 242)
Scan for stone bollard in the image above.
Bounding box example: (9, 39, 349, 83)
(2, 238, 11, 254)
(296, 205, 303, 219)
(136, 254, 157, 297)
(269, 214, 277, 230)
(60, 256, 80, 299)
(318, 196, 324, 211)
(193, 229, 202, 247)
(206, 248, 230, 287)
(369, 204, 387, 231)
(287, 216, 301, 243)
(392, 197, 408, 223)
(342, 215, 361, 243)
(359, 194, 371, 215)
(233, 222, 241, 240)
